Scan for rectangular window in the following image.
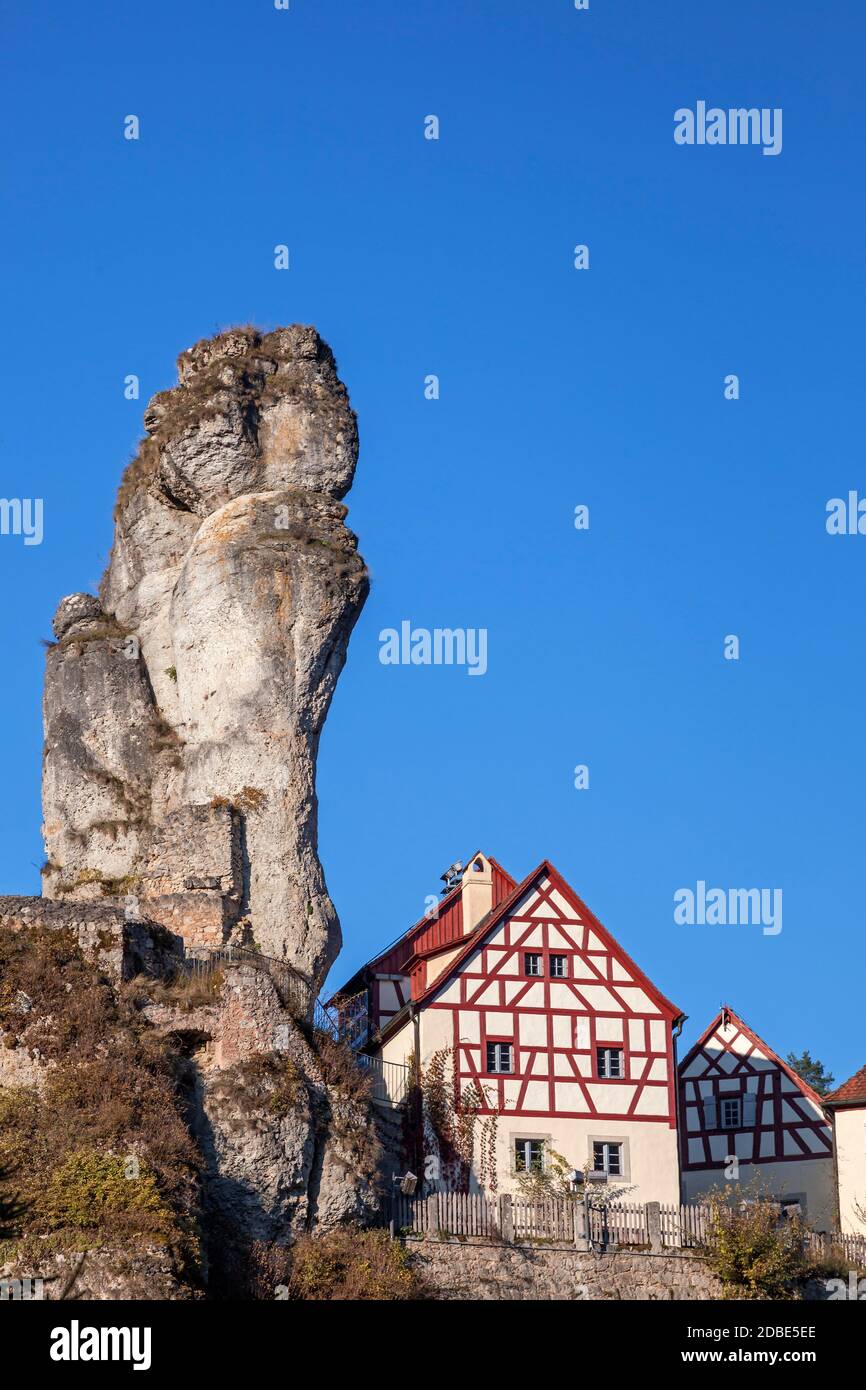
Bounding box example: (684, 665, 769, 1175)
(487, 1042, 513, 1074)
(524, 953, 542, 977)
(514, 1139, 544, 1173)
(593, 1141, 622, 1176)
(721, 1097, 742, 1130)
(549, 954, 567, 978)
(596, 1047, 623, 1079)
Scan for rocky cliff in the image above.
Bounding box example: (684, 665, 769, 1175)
(0, 339, 384, 1298)
(41, 326, 368, 983)
(0, 915, 382, 1299)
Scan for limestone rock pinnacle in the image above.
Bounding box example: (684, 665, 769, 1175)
(41, 325, 368, 984)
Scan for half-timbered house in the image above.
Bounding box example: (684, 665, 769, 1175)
(678, 1006, 835, 1228)
(331, 852, 685, 1204)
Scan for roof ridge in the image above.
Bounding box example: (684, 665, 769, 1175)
(678, 1004, 827, 1107)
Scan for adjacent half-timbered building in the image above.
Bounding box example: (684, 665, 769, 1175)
(333, 852, 685, 1203)
(678, 1007, 835, 1228)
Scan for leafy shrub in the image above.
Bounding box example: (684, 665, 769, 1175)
(313, 1032, 373, 1105)
(703, 1183, 809, 1300)
(286, 1227, 430, 1301)
(209, 786, 267, 815)
(37, 1150, 172, 1237)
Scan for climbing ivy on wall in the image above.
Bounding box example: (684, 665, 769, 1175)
(412, 1046, 501, 1193)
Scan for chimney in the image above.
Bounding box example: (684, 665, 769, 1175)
(460, 854, 494, 934)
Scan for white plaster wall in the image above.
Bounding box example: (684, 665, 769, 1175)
(380, 1019, 413, 1067)
(379, 1010, 680, 1206)
(493, 1116, 681, 1206)
(835, 1108, 866, 1235)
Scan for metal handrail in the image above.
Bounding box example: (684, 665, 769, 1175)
(357, 1054, 411, 1106)
(180, 943, 335, 1029)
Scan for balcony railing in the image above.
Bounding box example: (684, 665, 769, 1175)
(357, 1054, 412, 1107)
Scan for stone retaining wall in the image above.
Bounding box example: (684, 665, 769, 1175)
(406, 1235, 722, 1301)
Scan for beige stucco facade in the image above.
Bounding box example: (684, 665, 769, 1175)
(681, 1157, 836, 1232)
(493, 1115, 680, 1204)
(833, 1106, 866, 1235)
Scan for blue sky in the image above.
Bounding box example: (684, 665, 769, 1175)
(1, 1, 864, 1081)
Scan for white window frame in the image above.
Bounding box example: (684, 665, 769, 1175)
(487, 1041, 513, 1074)
(592, 1140, 623, 1177)
(596, 1046, 624, 1079)
(588, 1135, 631, 1181)
(514, 1137, 546, 1174)
(721, 1096, 742, 1130)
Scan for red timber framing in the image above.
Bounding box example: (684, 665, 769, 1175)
(328, 855, 516, 1036)
(415, 861, 684, 1126)
(678, 1007, 833, 1171)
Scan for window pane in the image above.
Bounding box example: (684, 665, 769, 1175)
(608, 1145, 621, 1175)
(596, 1048, 623, 1078)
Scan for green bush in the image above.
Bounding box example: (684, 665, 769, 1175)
(703, 1183, 809, 1300)
(37, 1150, 172, 1237)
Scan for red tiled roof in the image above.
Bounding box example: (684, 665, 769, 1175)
(413, 858, 684, 1020)
(326, 851, 516, 1003)
(824, 1064, 866, 1107)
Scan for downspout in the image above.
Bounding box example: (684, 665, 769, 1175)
(411, 1001, 420, 1067)
(410, 1002, 424, 1186)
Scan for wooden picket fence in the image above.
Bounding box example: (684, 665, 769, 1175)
(379, 1191, 866, 1264)
(513, 1197, 577, 1242)
(378, 1189, 866, 1267)
(378, 1192, 711, 1250)
(805, 1230, 866, 1267)
(589, 1201, 656, 1249)
(659, 1202, 711, 1249)
(385, 1189, 500, 1238)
